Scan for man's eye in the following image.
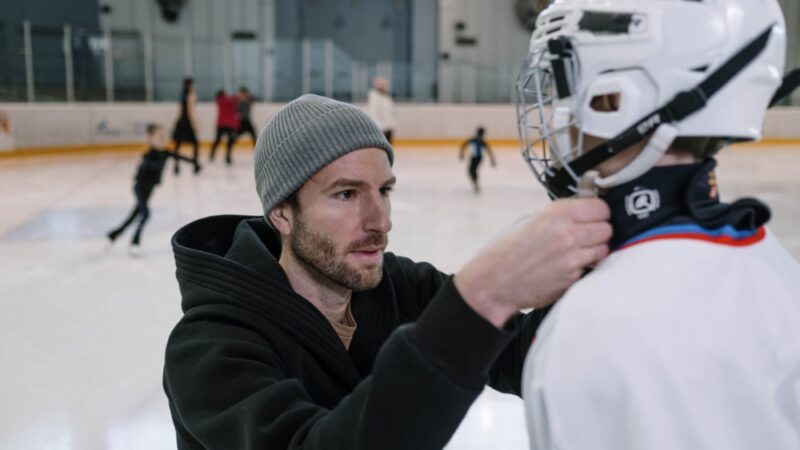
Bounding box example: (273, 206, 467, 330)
(380, 187, 393, 197)
(336, 190, 355, 200)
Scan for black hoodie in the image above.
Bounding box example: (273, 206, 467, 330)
(164, 215, 549, 449)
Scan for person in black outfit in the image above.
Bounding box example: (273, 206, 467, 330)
(171, 78, 202, 175)
(163, 95, 612, 449)
(236, 86, 257, 147)
(107, 124, 193, 250)
(459, 126, 496, 193)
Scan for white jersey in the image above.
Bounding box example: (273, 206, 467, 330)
(523, 224, 800, 450)
(367, 89, 395, 131)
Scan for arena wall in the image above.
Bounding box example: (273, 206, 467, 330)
(1, 103, 799, 152)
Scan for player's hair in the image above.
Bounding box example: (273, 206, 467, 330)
(671, 137, 725, 159)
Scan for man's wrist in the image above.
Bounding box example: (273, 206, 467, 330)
(409, 276, 519, 389)
(453, 273, 516, 329)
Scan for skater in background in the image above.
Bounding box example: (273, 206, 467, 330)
(0, 111, 9, 134)
(459, 126, 496, 193)
(367, 76, 395, 144)
(107, 123, 194, 251)
(209, 89, 240, 165)
(236, 86, 257, 148)
(171, 78, 202, 175)
(0, 111, 14, 151)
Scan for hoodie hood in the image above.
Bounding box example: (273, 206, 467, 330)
(171, 215, 367, 386)
(172, 215, 292, 307)
(173, 214, 286, 284)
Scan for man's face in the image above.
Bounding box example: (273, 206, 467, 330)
(285, 148, 395, 291)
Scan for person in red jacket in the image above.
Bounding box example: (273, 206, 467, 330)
(209, 89, 240, 165)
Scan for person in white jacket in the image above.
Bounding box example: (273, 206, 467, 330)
(367, 76, 395, 144)
(515, 0, 800, 449)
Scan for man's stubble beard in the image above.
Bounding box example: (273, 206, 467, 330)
(290, 213, 386, 292)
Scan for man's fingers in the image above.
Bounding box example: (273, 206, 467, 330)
(569, 243, 610, 269)
(590, 243, 610, 263)
(574, 221, 614, 247)
(556, 198, 611, 223)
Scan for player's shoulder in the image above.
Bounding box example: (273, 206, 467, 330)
(547, 233, 795, 333)
(537, 245, 696, 340)
(557, 249, 670, 309)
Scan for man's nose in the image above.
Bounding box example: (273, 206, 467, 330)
(363, 193, 392, 234)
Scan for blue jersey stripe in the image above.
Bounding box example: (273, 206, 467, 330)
(620, 223, 761, 248)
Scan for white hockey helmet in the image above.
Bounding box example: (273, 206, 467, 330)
(516, 0, 788, 198)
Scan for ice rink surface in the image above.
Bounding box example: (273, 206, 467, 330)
(1, 144, 799, 449)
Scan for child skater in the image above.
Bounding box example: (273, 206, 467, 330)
(107, 123, 193, 252)
(458, 126, 496, 193)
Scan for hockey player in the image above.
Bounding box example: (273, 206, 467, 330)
(516, 0, 800, 449)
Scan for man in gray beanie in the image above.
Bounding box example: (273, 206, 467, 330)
(164, 94, 611, 449)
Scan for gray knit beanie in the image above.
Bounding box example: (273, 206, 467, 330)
(254, 94, 394, 222)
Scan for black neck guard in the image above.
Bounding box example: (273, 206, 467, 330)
(601, 159, 771, 249)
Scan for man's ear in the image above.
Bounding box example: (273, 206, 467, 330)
(268, 203, 293, 235)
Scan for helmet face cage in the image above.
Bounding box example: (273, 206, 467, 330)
(516, 41, 584, 198)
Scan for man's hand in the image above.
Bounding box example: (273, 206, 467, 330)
(454, 198, 612, 328)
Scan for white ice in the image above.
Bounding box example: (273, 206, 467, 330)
(1, 144, 799, 449)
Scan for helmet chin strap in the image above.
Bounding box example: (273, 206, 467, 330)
(593, 66, 800, 190)
(594, 124, 678, 188)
